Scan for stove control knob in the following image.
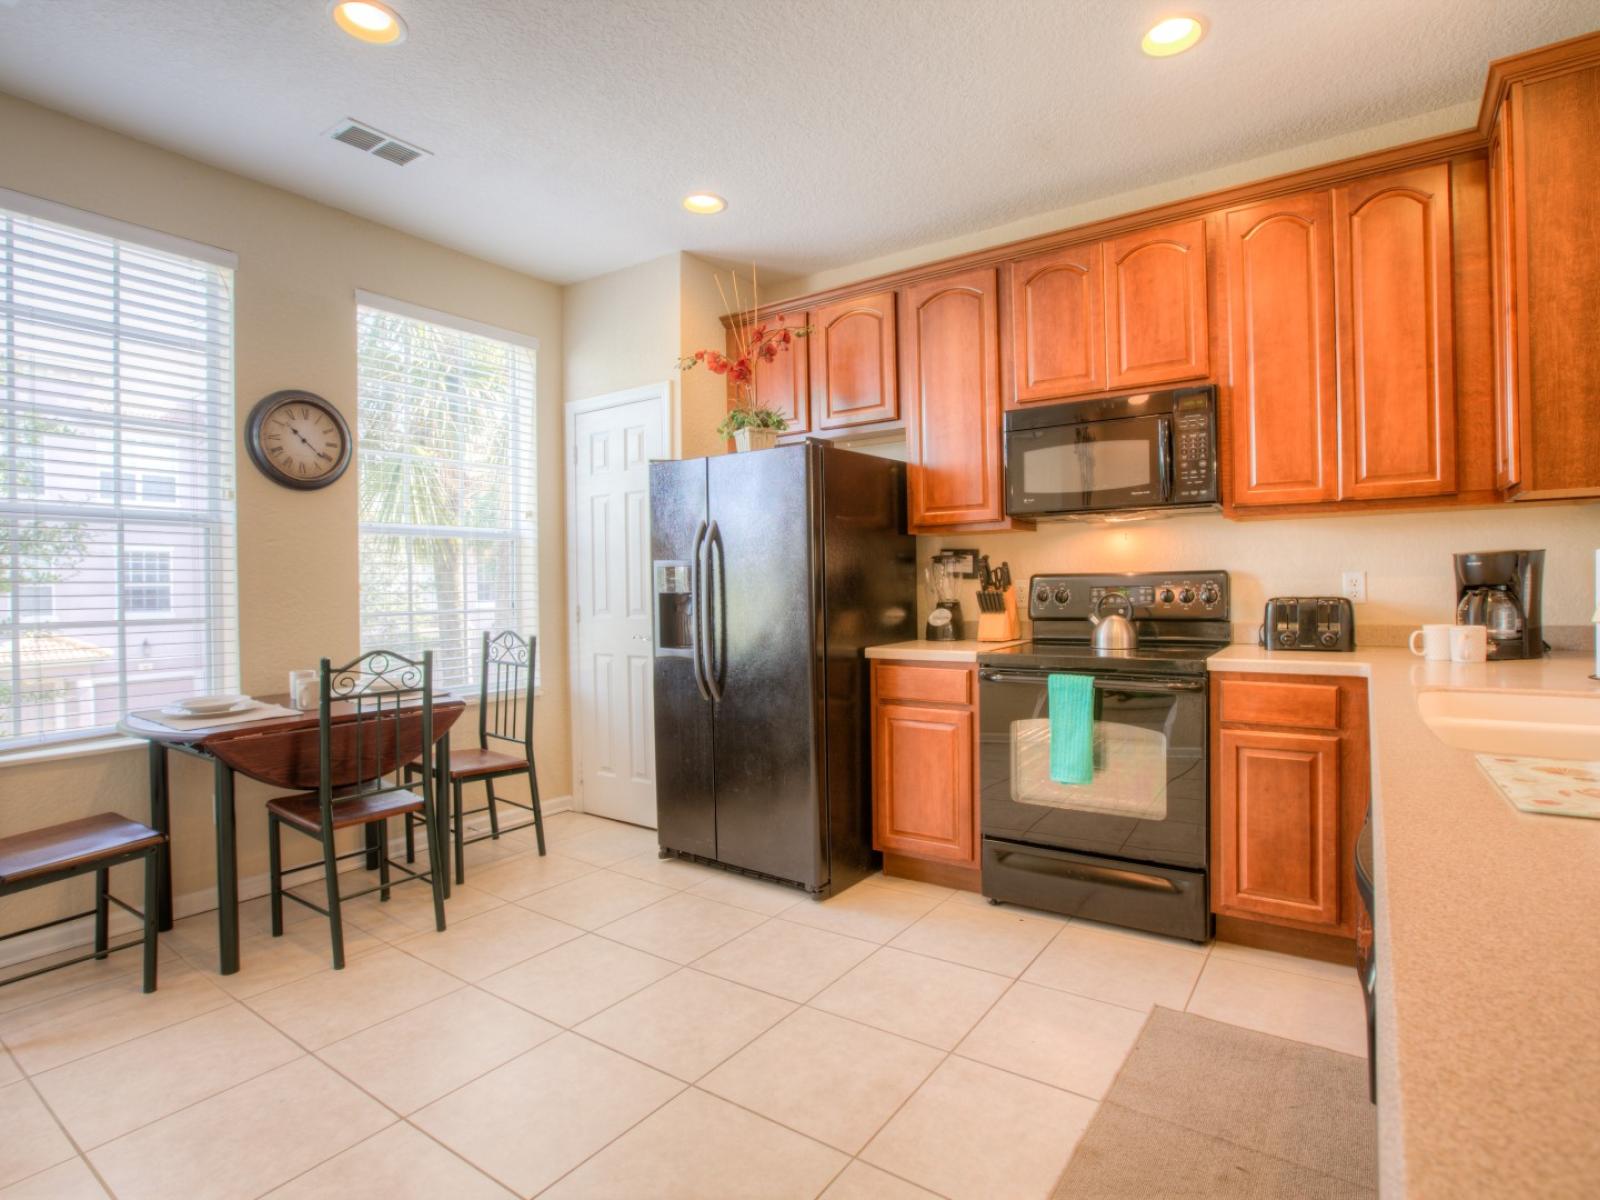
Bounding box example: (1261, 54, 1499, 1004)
(1054, 585, 1072, 605)
(1199, 582, 1220, 607)
(1157, 587, 1176, 605)
(1177, 587, 1196, 605)
(1034, 586, 1051, 607)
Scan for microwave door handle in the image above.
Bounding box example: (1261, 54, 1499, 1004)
(1156, 417, 1173, 503)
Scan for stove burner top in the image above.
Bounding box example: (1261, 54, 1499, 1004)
(978, 639, 1223, 677)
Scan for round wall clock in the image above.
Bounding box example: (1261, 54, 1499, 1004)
(245, 390, 352, 490)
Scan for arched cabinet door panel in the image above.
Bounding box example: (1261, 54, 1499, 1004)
(1104, 217, 1210, 389)
(1334, 163, 1457, 501)
(809, 291, 898, 430)
(1008, 241, 1105, 403)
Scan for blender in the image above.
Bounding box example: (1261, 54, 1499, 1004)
(924, 558, 965, 641)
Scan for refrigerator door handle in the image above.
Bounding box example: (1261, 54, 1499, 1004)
(690, 520, 711, 701)
(706, 520, 726, 702)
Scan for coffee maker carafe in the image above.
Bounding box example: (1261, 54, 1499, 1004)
(924, 559, 965, 642)
(1453, 549, 1545, 660)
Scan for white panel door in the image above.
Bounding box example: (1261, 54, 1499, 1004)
(572, 396, 663, 826)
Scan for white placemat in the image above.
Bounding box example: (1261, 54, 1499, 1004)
(134, 703, 301, 731)
(1477, 754, 1600, 819)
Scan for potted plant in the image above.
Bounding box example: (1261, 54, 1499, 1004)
(717, 405, 789, 452)
(677, 268, 811, 451)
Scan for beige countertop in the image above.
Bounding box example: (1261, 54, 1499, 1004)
(864, 639, 1022, 663)
(1210, 644, 1600, 1198)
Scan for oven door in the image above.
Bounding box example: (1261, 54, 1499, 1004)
(978, 668, 1207, 869)
(1006, 414, 1171, 515)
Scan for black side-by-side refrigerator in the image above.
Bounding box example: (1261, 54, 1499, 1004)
(650, 441, 916, 897)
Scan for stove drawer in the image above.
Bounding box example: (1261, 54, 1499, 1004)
(981, 837, 1210, 942)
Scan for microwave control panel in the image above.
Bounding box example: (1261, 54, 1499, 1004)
(1029, 571, 1230, 622)
(1170, 396, 1219, 504)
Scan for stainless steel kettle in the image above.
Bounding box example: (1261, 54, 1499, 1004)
(1089, 595, 1137, 651)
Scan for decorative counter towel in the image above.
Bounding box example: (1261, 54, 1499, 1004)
(1048, 673, 1095, 785)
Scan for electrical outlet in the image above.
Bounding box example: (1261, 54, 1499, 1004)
(1341, 571, 1367, 603)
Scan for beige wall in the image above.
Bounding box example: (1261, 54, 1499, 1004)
(0, 92, 568, 942)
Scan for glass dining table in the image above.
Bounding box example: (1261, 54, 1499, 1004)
(117, 692, 465, 974)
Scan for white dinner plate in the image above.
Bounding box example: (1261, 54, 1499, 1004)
(161, 698, 258, 719)
(173, 694, 250, 715)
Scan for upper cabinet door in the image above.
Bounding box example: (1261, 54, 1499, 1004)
(1104, 217, 1210, 389)
(1334, 163, 1457, 501)
(901, 267, 1005, 528)
(1008, 241, 1105, 403)
(1224, 192, 1339, 506)
(729, 311, 810, 435)
(810, 290, 898, 429)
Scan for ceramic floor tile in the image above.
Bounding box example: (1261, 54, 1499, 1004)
(861, 873, 955, 902)
(1207, 939, 1362, 984)
(0, 1050, 18, 1086)
(693, 918, 876, 1002)
(264, 1121, 513, 1199)
(396, 904, 582, 981)
(184, 932, 334, 1000)
(684, 871, 807, 916)
(557, 822, 661, 866)
(0, 963, 232, 1074)
(811, 946, 1010, 1050)
(1185, 956, 1368, 1056)
(609, 850, 723, 890)
(244, 946, 462, 1049)
(0, 1081, 76, 1188)
(0, 1158, 108, 1200)
(703, 1007, 942, 1154)
(597, 892, 766, 963)
(540, 812, 623, 841)
(341, 882, 504, 943)
(87, 1057, 393, 1200)
(0, 941, 179, 1018)
(820, 1160, 942, 1200)
(862, 1056, 1097, 1200)
(955, 981, 1148, 1099)
(1022, 920, 1207, 1012)
(778, 882, 939, 944)
(577, 968, 794, 1081)
(479, 933, 678, 1027)
(32, 1004, 302, 1148)
(173, 906, 389, 973)
(317, 986, 558, 1112)
(463, 852, 597, 901)
(541, 1087, 847, 1200)
(888, 897, 1060, 976)
(517, 869, 674, 930)
(412, 1032, 682, 1198)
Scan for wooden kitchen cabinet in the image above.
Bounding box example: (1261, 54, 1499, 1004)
(1211, 673, 1369, 939)
(1104, 217, 1210, 389)
(1224, 191, 1340, 506)
(728, 309, 810, 434)
(809, 290, 898, 430)
(1487, 68, 1600, 499)
(871, 660, 979, 888)
(900, 266, 1010, 529)
(1333, 162, 1457, 501)
(1007, 240, 1106, 402)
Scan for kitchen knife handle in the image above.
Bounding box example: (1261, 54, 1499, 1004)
(690, 520, 711, 701)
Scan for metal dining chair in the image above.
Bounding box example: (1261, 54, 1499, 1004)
(405, 631, 545, 885)
(266, 649, 447, 969)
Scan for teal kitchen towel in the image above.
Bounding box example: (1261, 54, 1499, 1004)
(1048, 673, 1095, 785)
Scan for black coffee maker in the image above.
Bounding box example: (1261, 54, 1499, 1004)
(1453, 549, 1545, 660)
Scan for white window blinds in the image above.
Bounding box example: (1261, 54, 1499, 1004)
(0, 196, 238, 750)
(356, 298, 538, 692)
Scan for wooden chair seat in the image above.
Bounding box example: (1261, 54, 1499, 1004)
(0, 814, 164, 887)
(266, 787, 423, 835)
(433, 746, 528, 780)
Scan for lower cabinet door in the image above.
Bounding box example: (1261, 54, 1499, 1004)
(873, 700, 975, 865)
(1214, 727, 1342, 928)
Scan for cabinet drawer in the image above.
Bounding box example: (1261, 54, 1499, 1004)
(874, 662, 973, 706)
(1217, 677, 1340, 730)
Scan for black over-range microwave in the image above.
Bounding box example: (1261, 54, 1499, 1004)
(1004, 386, 1219, 519)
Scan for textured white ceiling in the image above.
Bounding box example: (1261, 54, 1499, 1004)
(0, 1, 1596, 284)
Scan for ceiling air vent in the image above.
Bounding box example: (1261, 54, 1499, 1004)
(327, 119, 430, 167)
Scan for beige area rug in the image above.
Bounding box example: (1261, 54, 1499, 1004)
(1053, 1007, 1377, 1199)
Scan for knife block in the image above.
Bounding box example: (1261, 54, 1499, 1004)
(977, 586, 1021, 641)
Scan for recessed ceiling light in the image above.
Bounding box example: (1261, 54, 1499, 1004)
(1141, 15, 1205, 57)
(682, 193, 727, 215)
(331, 1, 407, 46)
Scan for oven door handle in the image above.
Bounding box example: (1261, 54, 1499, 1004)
(988, 842, 1181, 894)
(979, 670, 1202, 692)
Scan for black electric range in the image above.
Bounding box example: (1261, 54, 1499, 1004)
(975, 571, 1230, 942)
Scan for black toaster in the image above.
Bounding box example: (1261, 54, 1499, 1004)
(1260, 597, 1356, 651)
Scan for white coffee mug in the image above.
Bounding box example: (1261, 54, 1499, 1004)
(288, 670, 319, 710)
(1449, 624, 1488, 664)
(1408, 624, 1453, 661)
